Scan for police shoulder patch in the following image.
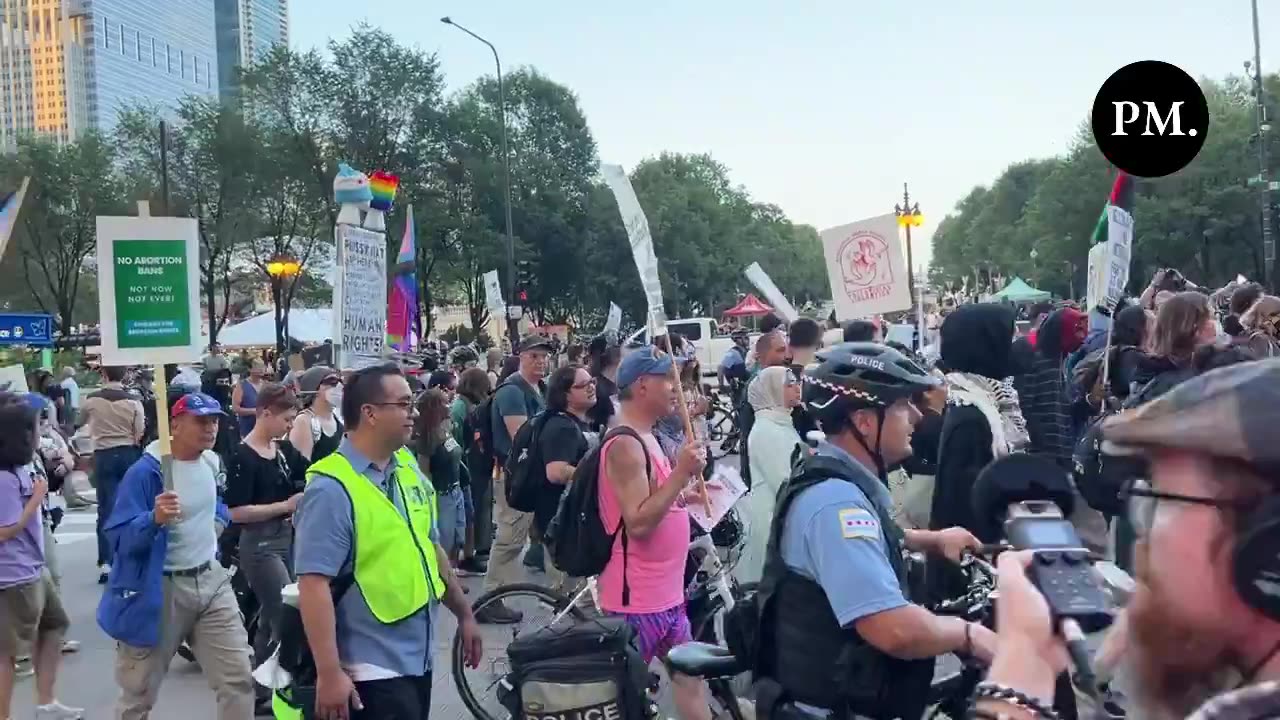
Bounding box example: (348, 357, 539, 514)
(838, 507, 879, 540)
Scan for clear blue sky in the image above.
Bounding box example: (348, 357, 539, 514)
(292, 0, 1268, 270)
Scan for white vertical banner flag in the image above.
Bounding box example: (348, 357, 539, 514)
(743, 262, 799, 323)
(602, 164, 668, 335)
(819, 214, 912, 320)
(1105, 206, 1134, 307)
(605, 302, 622, 334)
(1085, 243, 1109, 312)
(482, 270, 505, 315)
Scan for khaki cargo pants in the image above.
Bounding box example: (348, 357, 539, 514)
(115, 564, 254, 720)
(483, 474, 535, 593)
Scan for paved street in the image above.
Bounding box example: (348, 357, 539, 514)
(11, 494, 490, 720)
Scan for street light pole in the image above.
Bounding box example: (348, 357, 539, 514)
(1250, 0, 1274, 289)
(441, 16, 519, 344)
(894, 183, 925, 348)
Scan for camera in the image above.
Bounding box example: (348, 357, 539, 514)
(1005, 501, 1113, 633)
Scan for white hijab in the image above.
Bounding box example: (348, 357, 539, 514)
(748, 366, 793, 424)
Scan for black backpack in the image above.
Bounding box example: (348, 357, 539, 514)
(545, 426, 652, 604)
(503, 411, 555, 513)
(468, 396, 498, 472)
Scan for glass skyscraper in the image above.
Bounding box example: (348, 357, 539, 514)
(79, 0, 218, 132)
(215, 0, 287, 103)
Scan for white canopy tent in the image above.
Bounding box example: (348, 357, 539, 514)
(217, 308, 334, 349)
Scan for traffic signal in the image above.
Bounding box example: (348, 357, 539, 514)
(516, 259, 533, 303)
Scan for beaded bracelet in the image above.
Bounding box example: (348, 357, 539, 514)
(972, 682, 1061, 720)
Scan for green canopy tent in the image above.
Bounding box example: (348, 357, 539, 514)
(990, 277, 1051, 303)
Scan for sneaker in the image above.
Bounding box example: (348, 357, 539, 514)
(97, 564, 110, 584)
(60, 640, 80, 654)
(456, 557, 488, 576)
(35, 701, 84, 719)
(523, 543, 545, 571)
(475, 601, 523, 625)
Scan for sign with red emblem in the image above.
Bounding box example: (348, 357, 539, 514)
(820, 213, 912, 320)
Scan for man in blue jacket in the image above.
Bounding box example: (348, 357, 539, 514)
(96, 392, 254, 720)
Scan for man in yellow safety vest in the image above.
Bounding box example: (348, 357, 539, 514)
(282, 364, 481, 720)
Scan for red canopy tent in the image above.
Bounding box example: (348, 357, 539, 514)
(722, 294, 773, 318)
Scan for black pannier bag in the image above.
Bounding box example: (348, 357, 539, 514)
(501, 617, 651, 720)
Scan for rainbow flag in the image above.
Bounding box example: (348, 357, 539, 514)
(386, 204, 417, 350)
(0, 177, 31, 260)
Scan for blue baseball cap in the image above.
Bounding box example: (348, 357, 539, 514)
(22, 392, 50, 412)
(617, 345, 684, 390)
(171, 392, 226, 418)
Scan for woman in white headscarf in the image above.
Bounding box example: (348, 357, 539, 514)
(736, 366, 804, 584)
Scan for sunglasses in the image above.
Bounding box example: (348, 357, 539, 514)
(1120, 478, 1252, 537)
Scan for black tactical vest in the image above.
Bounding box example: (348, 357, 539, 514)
(756, 453, 934, 720)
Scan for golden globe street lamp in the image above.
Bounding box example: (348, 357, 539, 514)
(895, 184, 925, 338)
(266, 255, 301, 356)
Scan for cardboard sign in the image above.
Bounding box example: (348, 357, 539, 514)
(1086, 242, 1109, 312)
(483, 270, 505, 315)
(96, 216, 202, 366)
(820, 214, 912, 320)
(1105, 206, 1134, 307)
(335, 224, 387, 370)
(744, 262, 799, 323)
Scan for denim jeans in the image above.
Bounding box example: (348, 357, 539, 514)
(94, 445, 142, 566)
(437, 486, 466, 559)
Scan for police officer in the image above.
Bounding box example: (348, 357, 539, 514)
(755, 343, 997, 720)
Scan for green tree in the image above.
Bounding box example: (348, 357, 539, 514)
(0, 135, 126, 332)
(930, 72, 1280, 298)
(116, 99, 260, 344)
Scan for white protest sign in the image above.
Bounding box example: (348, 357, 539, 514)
(0, 364, 28, 393)
(605, 302, 622, 334)
(335, 224, 387, 370)
(96, 215, 202, 365)
(1105, 206, 1134, 307)
(483, 270, 505, 315)
(1085, 243, 1109, 312)
(687, 462, 748, 533)
(602, 164, 668, 335)
(819, 214, 912, 320)
(743, 262, 799, 323)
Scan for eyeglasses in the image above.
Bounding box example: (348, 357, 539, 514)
(368, 400, 415, 412)
(572, 379, 598, 390)
(320, 377, 343, 387)
(1121, 478, 1250, 537)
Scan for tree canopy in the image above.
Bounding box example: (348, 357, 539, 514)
(930, 73, 1280, 298)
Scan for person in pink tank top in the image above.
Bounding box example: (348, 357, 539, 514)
(598, 345, 711, 720)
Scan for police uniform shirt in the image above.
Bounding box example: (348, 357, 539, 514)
(778, 441, 908, 627)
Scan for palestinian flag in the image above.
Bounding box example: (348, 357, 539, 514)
(1090, 170, 1135, 244)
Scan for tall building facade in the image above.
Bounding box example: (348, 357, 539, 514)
(0, 0, 218, 150)
(0, 0, 89, 149)
(215, 0, 287, 103)
(80, 0, 219, 133)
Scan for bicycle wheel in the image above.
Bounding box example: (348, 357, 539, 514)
(452, 582, 592, 720)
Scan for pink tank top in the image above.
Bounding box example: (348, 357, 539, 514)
(596, 432, 689, 614)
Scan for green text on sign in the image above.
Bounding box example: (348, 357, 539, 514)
(113, 239, 191, 349)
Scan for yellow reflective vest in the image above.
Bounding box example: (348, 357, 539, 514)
(274, 446, 445, 720)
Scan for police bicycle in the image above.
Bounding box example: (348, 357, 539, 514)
(452, 508, 753, 720)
